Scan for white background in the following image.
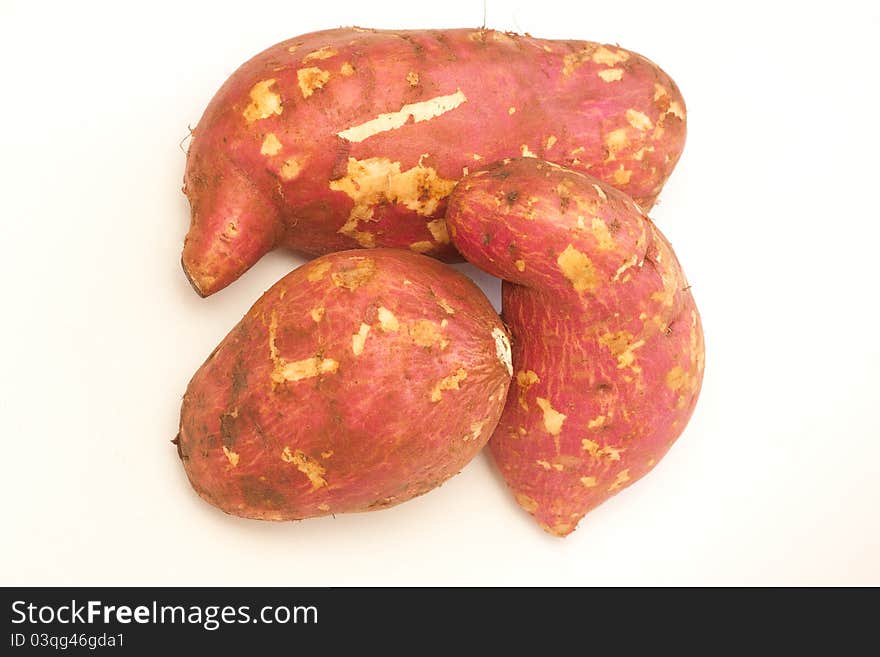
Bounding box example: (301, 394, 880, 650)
(2, 0, 878, 586)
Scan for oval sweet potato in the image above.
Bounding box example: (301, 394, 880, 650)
(182, 27, 687, 295)
(176, 249, 513, 521)
(446, 158, 704, 536)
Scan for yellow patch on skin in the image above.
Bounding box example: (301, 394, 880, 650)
(536, 460, 552, 470)
(536, 397, 566, 436)
(592, 183, 607, 200)
(307, 261, 332, 282)
(410, 319, 444, 348)
(222, 446, 239, 467)
(605, 128, 629, 158)
(352, 322, 371, 355)
(545, 135, 557, 151)
(340, 62, 354, 76)
(592, 46, 630, 66)
(598, 331, 645, 371)
(581, 439, 623, 462)
(435, 297, 455, 315)
(426, 219, 450, 244)
(613, 166, 633, 185)
(598, 68, 624, 82)
(279, 157, 302, 180)
(330, 257, 376, 290)
(473, 153, 482, 160)
(668, 101, 685, 119)
(377, 306, 400, 332)
(261, 133, 282, 156)
(508, 106, 516, 115)
(654, 83, 668, 102)
(516, 493, 539, 513)
(562, 44, 597, 76)
(303, 46, 337, 62)
(587, 415, 606, 429)
(321, 451, 334, 459)
(626, 108, 654, 131)
(337, 89, 467, 142)
(590, 217, 615, 250)
(666, 365, 689, 391)
(281, 447, 327, 489)
(310, 307, 325, 322)
(331, 157, 456, 244)
(516, 370, 540, 410)
(612, 254, 639, 281)
(297, 67, 330, 98)
(430, 368, 467, 402)
(521, 144, 537, 158)
(406, 71, 419, 86)
(608, 468, 631, 492)
(580, 476, 598, 488)
(492, 327, 513, 376)
(515, 259, 526, 272)
(557, 244, 598, 293)
(409, 241, 434, 253)
(317, 503, 331, 512)
(243, 79, 282, 122)
(467, 420, 487, 441)
(275, 357, 339, 384)
(571, 146, 585, 156)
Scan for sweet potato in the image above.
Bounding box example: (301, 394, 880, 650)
(182, 27, 687, 296)
(445, 158, 704, 536)
(176, 249, 513, 520)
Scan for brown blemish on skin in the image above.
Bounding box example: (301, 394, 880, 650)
(243, 79, 282, 122)
(331, 257, 377, 290)
(352, 322, 371, 355)
(516, 370, 540, 410)
(297, 67, 330, 98)
(281, 446, 327, 489)
(516, 493, 539, 513)
(557, 244, 598, 293)
(222, 445, 240, 467)
(430, 368, 467, 402)
(598, 68, 624, 82)
(261, 133, 282, 156)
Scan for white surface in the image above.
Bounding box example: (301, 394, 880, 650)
(2, 0, 878, 586)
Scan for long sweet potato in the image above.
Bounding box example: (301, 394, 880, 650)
(446, 158, 704, 536)
(176, 249, 513, 520)
(182, 27, 686, 295)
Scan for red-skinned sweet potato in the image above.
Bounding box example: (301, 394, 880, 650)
(176, 249, 513, 520)
(182, 27, 687, 296)
(446, 158, 704, 536)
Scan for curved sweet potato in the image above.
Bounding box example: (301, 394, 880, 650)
(446, 158, 704, 536)
(176, 249, 513, 521)
(183, 27, 687, 295)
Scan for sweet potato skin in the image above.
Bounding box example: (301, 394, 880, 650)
(176, 249, 512, 520)
(446, 159, 704, 536)
(183, 27, 687, 295)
